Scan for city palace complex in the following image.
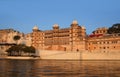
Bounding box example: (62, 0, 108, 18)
(0, 20, 120, 55)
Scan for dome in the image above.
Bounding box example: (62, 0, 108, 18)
(53, 24, 59, 27)
(72, 20, 78, 24)
(33, 25, 39, 30)
(81, 26, 86, 29)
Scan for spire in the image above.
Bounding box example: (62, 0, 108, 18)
(53, 24, 59, 28)
(53, 24, 59, 29)
(72, 20, 78, 24)
(33, 25, 39, 30)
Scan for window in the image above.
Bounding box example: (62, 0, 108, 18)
(93, 42, 97, 44)
(94, 47, 96, 49)
(103, 47, 106, 49)
(103, 42, 105, 44)
(1, 46, 3, 49)
(112, 41, 117, 44)
(96, 31, 98, 33)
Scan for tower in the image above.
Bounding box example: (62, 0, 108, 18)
(70, 20, 86, 51)
(52, 24, 59, 45)
(32, 26, 39, 32)
(32, 25, 44, 50)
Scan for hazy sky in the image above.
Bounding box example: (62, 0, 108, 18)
(0, 0, 120, 34)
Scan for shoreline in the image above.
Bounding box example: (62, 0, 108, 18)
(0, 56, 40, 60)
(0, 50, 120, 60)
(0, 56, 120, 61)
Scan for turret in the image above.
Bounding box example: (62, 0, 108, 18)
(53, 24, 59, 30)
(71, 20, 79, 28)
(53, 24, 59, 31)
(32, 25, 39, 31)
(72, 20, 78, 25)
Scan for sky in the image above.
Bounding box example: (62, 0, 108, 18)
(0, 0, 120, 34)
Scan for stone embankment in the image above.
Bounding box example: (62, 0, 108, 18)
(39, 50, 120, 60)
(0, 56, 40, 60)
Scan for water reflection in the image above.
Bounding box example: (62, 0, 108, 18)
(0, 59, 120, 77)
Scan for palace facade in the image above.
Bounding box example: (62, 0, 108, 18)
(32, 20, 120, 52)
(32, 20, 86, 51)
(87, 28, 120, 52)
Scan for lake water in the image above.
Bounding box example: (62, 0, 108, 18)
(0, 59, 120, 77)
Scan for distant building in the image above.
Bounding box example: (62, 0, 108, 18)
(0, 29, 15, 43)
(92, 27, 108, 34)
(24, 33, 32, 46)
(0, 29, 24, 55)
(87, 28, 120, 52)
(32, 20, 86, 51)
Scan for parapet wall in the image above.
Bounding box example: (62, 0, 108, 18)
(39, 50, 120, 60)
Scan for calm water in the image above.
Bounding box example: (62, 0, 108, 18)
(0, 59, 120, 77)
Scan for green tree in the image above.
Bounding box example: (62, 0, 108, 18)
(29, 46, 35, 53)
(108, 23, 120, 34)
(22, 46, 35, 56)
(6, 44, 36, 56)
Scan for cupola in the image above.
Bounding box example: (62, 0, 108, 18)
(33, 25, 39, 30)
(53, 24, 59, 29)
(72, 20, 78, 24)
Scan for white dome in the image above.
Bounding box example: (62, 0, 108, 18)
(81, 26, 86, 29)
(72, 20, 78, 24)
(53, 24, 59, 27)
(33, 26, 39, 30)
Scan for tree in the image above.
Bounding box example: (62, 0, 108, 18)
(6, 44, 36, 56)
(29, 46, 35, 53)
(6, 46, 13, 56)
(23, 46, 35, 56)
(6, 44, 23, 56)
(107, 23, 120, 34)
(13, 35, 21, 44)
